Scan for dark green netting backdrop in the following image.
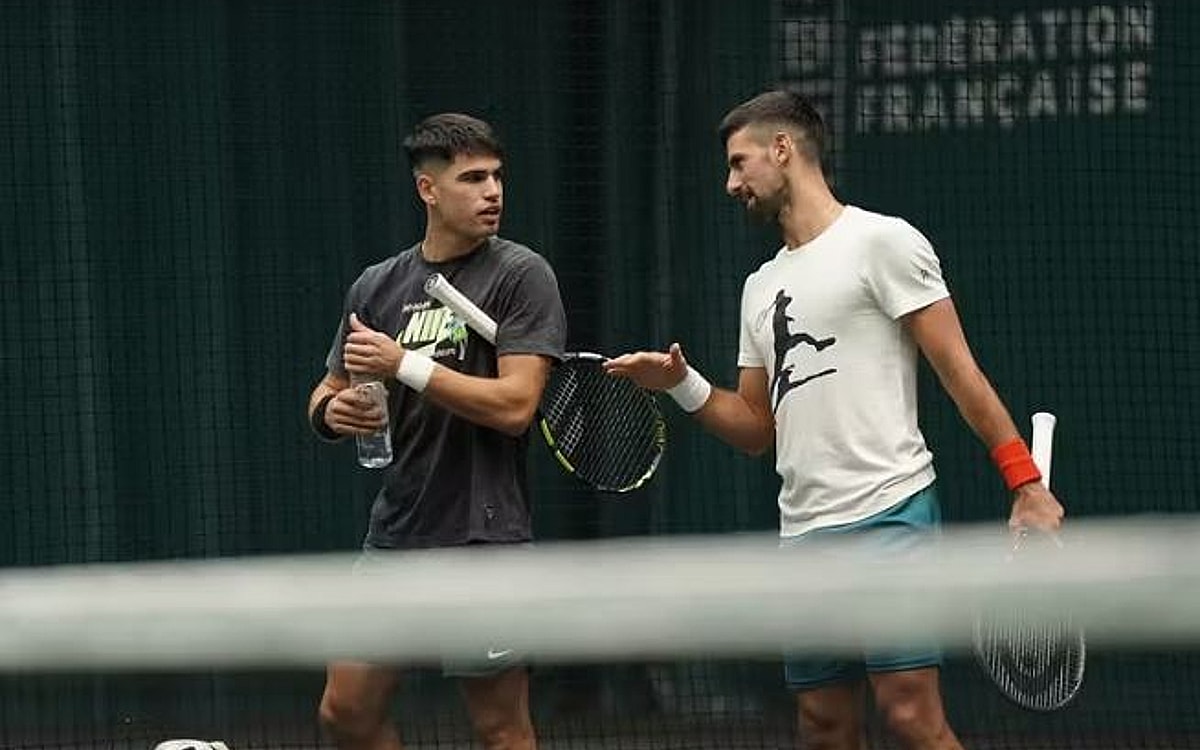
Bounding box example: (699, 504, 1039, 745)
(2, 0, 1197, 747)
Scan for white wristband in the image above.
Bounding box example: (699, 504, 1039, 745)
(665, 366, 712, 413)
(396, 351, 435, 392)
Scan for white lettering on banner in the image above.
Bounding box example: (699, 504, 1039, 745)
(780, 2, 1155, 133)
(854, 62, 1149, 132)
(153, 741, 231, 750)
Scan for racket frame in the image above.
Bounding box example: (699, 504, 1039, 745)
(425, 273, 665, 493)
(538, 351, 665, 492)
(972, 411, 1086, 712)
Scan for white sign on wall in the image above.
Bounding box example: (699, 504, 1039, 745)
(779, 1, 1155, 133)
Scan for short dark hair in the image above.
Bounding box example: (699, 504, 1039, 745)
(717, 90, 826, 163)
(403, 113, 504, 172)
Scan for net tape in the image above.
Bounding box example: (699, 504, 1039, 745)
(1, 517, 1197, 670)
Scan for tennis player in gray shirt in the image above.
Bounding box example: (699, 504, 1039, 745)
(308, 113, 566, 750)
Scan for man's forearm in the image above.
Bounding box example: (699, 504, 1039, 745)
(693, 387, 776, 456)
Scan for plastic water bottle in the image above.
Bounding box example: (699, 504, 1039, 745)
(353, 378, 393, 468)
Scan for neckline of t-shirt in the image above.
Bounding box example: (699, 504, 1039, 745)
(416, 237, 492, 269)
(779, 205, 856, 256)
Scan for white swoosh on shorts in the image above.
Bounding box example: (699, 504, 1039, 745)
(486, 648, 514, 660)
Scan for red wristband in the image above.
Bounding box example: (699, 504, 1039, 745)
(990, 438, 1042, 491)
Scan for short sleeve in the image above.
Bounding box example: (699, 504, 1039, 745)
(495, 256, 567, 361)
(737, 275, 766, 368)
(862, 219, 950, 320)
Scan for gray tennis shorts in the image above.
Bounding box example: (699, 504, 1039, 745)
(354, 543, 525, 678)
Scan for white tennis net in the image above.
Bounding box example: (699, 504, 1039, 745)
(2, 516, 1199, 670)
(4, 517, 1200, 749)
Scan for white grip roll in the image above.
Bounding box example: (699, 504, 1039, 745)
(424, 273, 498, 345)
(1030, 411, 1057, 489)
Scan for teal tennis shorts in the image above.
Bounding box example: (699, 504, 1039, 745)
(781, 483, 943, 690)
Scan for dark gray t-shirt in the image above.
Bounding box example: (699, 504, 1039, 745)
(325, 237, 567, 549)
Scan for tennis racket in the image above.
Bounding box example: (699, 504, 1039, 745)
(424, 273, 666, 493)
(973, 412, 1086, 712)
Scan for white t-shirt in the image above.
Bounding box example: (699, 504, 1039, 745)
(737, 205, 950, 536)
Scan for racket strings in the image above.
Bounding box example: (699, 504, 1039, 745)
(976, 611, 1085, 711)
(541, 360, 664, 491)
(545, 366, 659, 482)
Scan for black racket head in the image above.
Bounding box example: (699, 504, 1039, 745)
(538, 353, 666, 493)
(973, 535, 1087, 712)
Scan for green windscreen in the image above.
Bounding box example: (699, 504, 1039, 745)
(2, 1, 1196, 747)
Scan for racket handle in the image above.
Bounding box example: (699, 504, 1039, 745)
(1030, 412, 1057, 489)
(424, 273, 498, 345)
